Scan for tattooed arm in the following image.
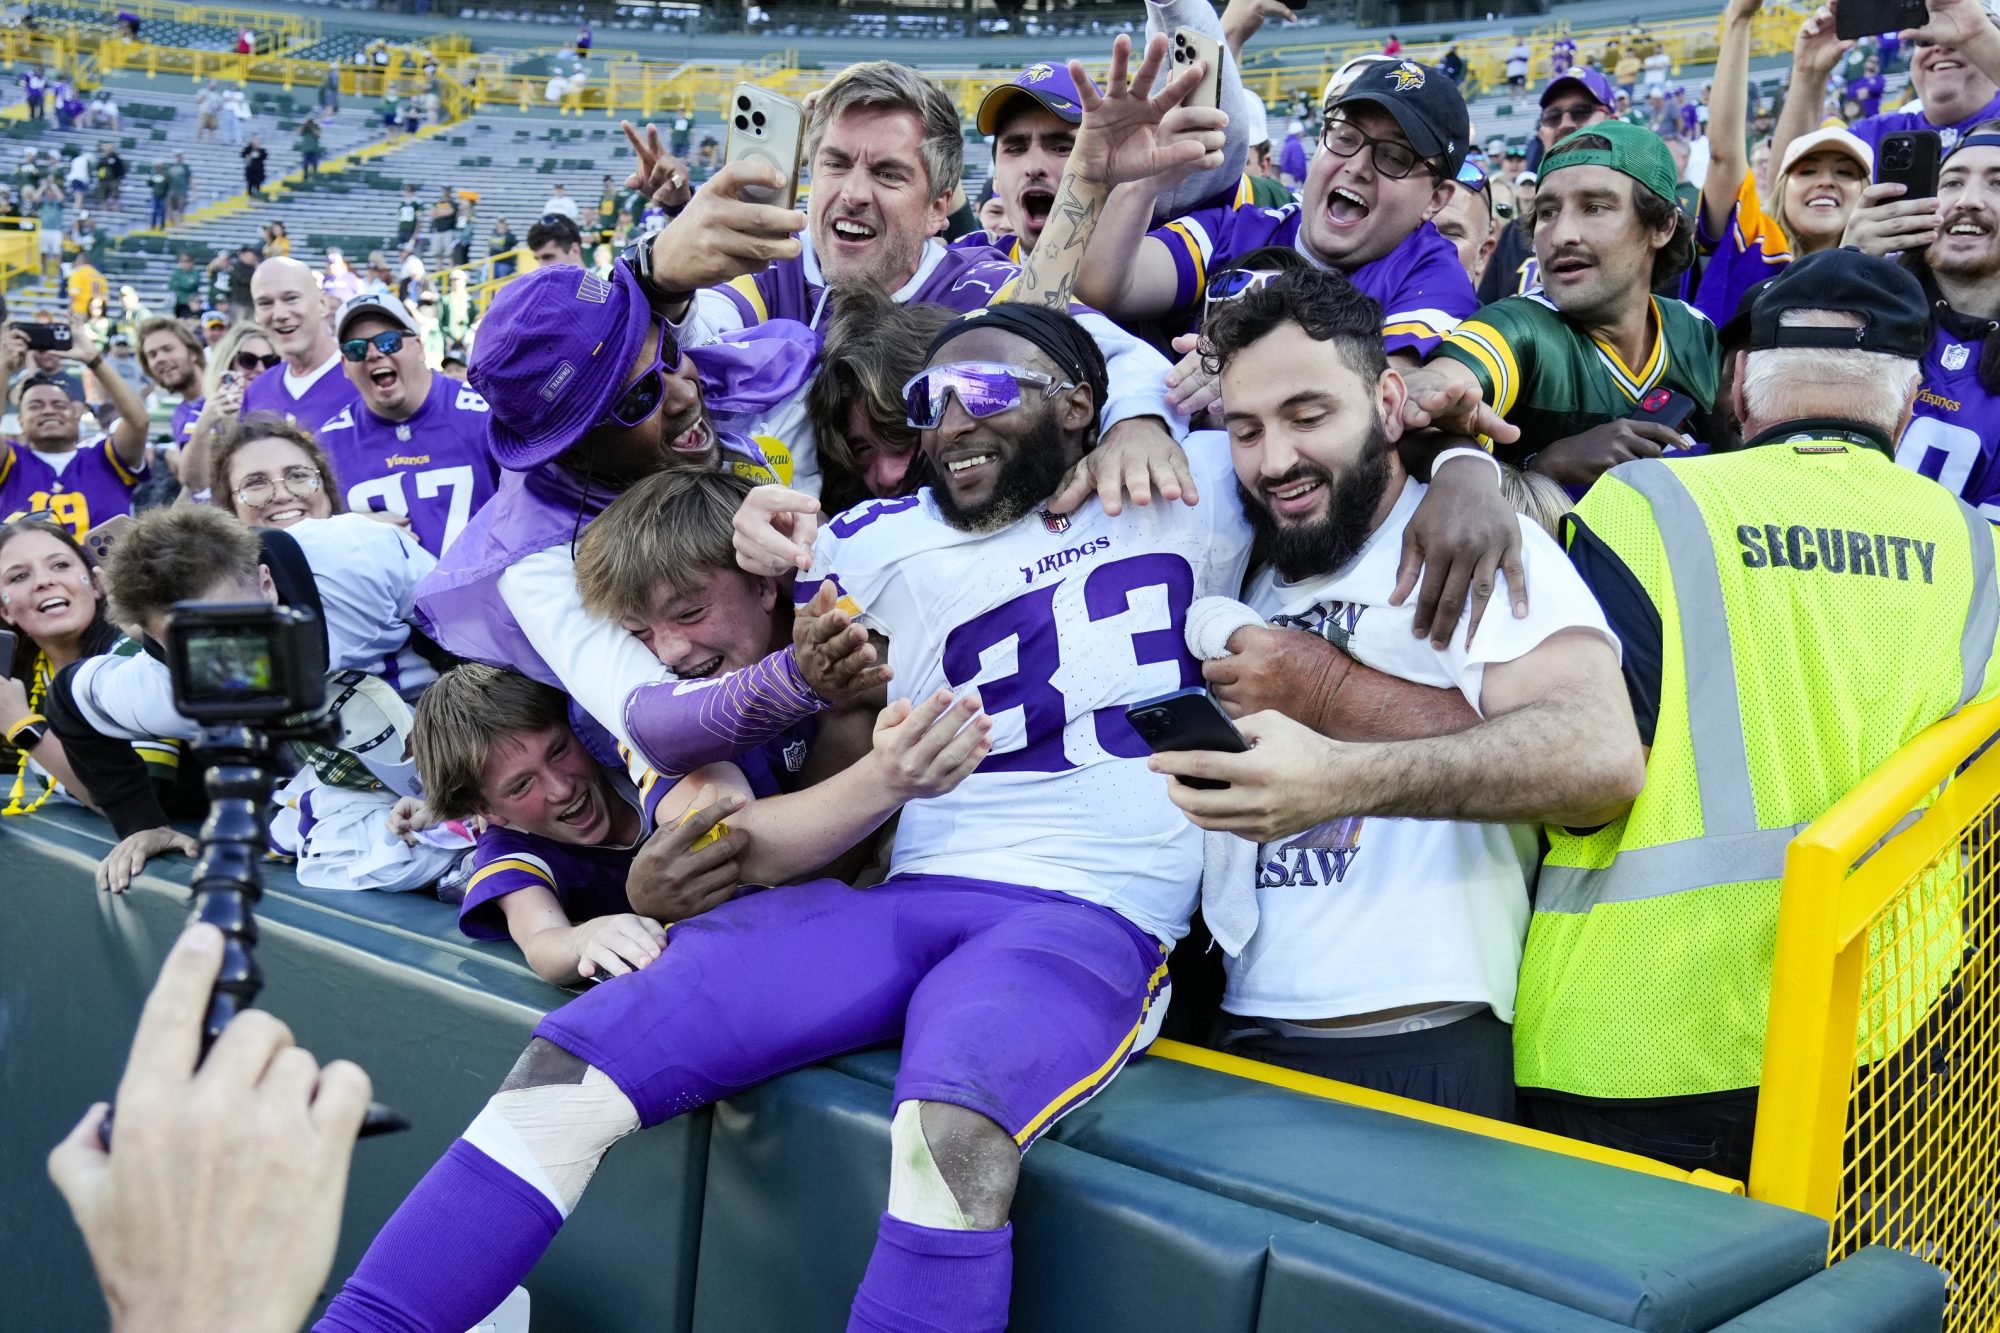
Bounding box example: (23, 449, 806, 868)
(1019, 33, 1227, 312)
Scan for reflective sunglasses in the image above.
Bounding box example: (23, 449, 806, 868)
(1538, 101, 1600, 132)
(1205, 268, 1283, 304)
(597, 318, 683, 429)
(340, 330, 412, 362)
(901, 362, 1076, 430)
(234, 349, 281, 372)
(234, 465, 322, 509)
(1455, 160, 1490, 192)
(1319, 116, 1434, 180)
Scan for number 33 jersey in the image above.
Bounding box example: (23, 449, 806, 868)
(801, 435, 1250, 942)
(316, 379, 501, 557)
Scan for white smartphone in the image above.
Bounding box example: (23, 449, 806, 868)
(1170, 26, 1223, 113)
(724, 83, 806, 211)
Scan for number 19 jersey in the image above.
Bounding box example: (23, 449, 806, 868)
(801, 435, 1251, 942)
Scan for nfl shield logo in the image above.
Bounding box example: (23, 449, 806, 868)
(1945, 344, 1970, 371)
(1040, 509, 1070, 534)
(783, 739, 808, 772)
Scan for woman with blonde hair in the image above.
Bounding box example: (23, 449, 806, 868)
(1695, 0, 1871, 329)
(176, 319, 280, 495)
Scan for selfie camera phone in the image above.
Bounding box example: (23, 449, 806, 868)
(1170, 26, 1223, 113)
(1877, 129, 1942, 203)
(1627, 387, 1696, 433)
(165, 602, 327, 725)
(83, 512, 132, 565)
(14, 320, 72, 353)
(1837, 0, 1927, 42)
(1125, 686, 1248, 790)
(724, 83, 806, 211)
(0, 628, 17, 671)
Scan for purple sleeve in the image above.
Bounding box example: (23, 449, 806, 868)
(1147, 203, 1235, 311)
(457, 832, 557, 941)
(622, 644, 826, 780)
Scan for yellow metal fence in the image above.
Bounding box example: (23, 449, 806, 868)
(1755, 694, 2000, 1332)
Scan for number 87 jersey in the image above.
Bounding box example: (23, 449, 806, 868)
(799, 435, 1251, 943)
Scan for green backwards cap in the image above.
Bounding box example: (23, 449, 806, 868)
(1542, 120, 1679, 206)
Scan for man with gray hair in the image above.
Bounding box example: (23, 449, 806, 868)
(636, 57, 1217, 493)
(1156, 248, 2000, 1181)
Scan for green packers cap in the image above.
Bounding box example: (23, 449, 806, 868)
(1542, 119, 1678, 206)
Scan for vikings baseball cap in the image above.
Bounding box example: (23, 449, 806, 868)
(1544, 120, 1678, 206)
(1541, 66, 1616, 111)
(1748, 249, 1929, 361)
(1331, 59, 1470, 176)
(1778, 126, 1872, 178)
(335, 290, 420, 341)
(468, 262, 654, 471)
(976, 61, 1097, 135)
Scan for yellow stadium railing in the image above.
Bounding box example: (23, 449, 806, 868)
(19, 0, 315, 52)
(1754, 693, 2000, 1331)
(0, 216, 40, 289)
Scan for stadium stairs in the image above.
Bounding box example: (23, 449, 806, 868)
(2, 802, 1948, 1333)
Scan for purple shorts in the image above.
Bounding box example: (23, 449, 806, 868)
(535, 874, 1169, 1147)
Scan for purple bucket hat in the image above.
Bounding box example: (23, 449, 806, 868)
(468, 262, 653, 471)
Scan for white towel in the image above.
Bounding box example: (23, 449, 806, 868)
(1184, 595, 1266, 956)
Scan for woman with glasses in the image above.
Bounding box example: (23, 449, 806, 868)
(0, 517, 193, 833)
(173, 320, 281, 499)
(1695, 0, 1872, 329)
(209, 413, 345, 530)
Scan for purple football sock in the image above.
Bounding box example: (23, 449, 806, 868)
(847, 1213, 1013, 1333)
(315, 1140, 562, 1333)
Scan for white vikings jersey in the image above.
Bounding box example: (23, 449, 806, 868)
(801, 434, 1250, 941)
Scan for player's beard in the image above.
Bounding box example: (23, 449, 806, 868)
(931, 410, 1073, 534)
(1241, 412, 1395, 583)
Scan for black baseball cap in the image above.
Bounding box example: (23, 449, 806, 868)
(1748, 249, 1929, 360)
(1332, 59, 1470, 176)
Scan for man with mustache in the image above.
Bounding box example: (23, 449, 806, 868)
(1174, 262, 1629, 1119)
(318, 302, 1254, 1333)
(1845, 123, 2000, 516)
(1480, 67, 1616, 302)
(1404, 123, 1717, 490)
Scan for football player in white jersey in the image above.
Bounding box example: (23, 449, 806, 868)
(317, 302, 1254, 1333)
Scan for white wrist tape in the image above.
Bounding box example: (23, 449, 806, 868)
(1185, 596, 1266, 662)
(1432, 446, 1505, 487)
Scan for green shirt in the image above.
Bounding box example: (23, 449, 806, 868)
(164, 163, 190, 193)
(1435, 291, 1719, 466)
(168, 267, 200, 301)
(1246, 173, 1293, 209)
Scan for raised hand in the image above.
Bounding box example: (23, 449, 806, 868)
(620, 120, 694, 210)
(1069, 33, 1228, 190)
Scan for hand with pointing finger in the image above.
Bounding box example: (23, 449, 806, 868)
(733, 484, 820, 575)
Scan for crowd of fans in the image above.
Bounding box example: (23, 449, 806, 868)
(26, 0, 2000, 1328)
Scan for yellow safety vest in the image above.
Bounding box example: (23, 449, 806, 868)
(1514, 437, 2000, 1100)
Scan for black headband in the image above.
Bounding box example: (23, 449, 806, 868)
(927, 302, 1109, 417)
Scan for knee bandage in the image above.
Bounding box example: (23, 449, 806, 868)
(464, 1046, 638, 1217)
(887, 1100, 972, 1230)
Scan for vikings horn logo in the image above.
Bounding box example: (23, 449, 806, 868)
(1276, 815, 1364, 859)
(1386, 61, 1426, 92)
(1023, 63, 1056, 84)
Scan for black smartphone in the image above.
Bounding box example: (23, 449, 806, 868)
(1877, 129, 1942, 203)
(1125, 686, 1248, 790)
(1628, 387, 1696, 433)
(0, 628, 17, 670)
(14, 320, 72, 352)
(1837, 0, 1927, 41)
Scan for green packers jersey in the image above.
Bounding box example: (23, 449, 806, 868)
(1436, 292, 1720, 467)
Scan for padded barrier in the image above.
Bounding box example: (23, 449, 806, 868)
(0, 806, 1944, 1332)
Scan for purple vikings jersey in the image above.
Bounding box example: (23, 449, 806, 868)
(458, 770, 670, 941)
(315, 377, 500, 557)
(718, 239, 1029, 324)
(949, 228, 1025, 263)
(1149, 203, 1475, 356)
(1895, 328, 2000, 520)
(241, 356, 359, 433)
(0, 437, 144, 537)
(1851, 90, 2000, 155)
(169, 396, 204, 448)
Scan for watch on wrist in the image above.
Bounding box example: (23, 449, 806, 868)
(85, 352, 105, 370)
(7, 714, 48, 751)
(626, 238, 690, 304)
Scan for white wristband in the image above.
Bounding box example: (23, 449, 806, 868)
(1432, 446, 1504, 487)
(1184, 596, 1265, 661)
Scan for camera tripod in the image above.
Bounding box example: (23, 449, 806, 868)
(100, 722, 407, 1146)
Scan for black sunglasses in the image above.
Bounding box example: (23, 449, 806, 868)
(234, 350, 281, 372)
(598, 319, 682, 428)
(341, 330, 411, 362)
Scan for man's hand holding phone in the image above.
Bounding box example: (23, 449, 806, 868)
(644, 160, 806, 300)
